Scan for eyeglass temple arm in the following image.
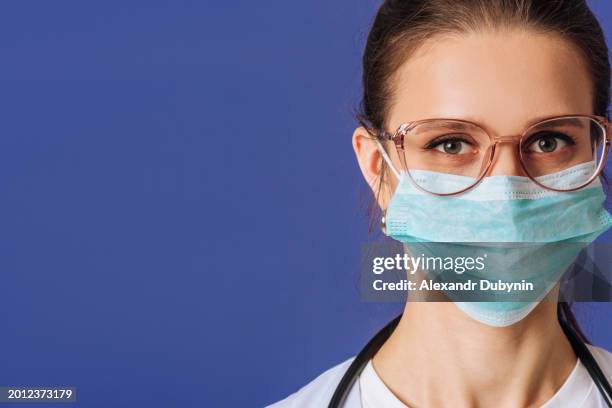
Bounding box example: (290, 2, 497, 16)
(375, 123, 413, 142)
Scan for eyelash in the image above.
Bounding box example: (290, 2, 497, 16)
(422, 132, 577, 150)
(523, 131, 576, 148)
(423, 134, 473, 150)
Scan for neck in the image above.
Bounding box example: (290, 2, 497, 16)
(372, 300, 576, 408)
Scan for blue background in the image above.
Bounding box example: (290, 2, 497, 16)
(1, 1, 612, 407)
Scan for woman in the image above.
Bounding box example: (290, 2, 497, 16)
(270, 1, 612, 407)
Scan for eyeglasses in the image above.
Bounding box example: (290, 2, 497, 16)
(370, 114, 611, 196)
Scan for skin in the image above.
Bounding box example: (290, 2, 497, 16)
(352, 28, 594, 408)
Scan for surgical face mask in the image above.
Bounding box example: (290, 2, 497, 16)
(377, 141, 612, 327)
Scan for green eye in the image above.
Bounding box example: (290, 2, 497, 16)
(526, 132, 572, 153)
(433, 139, 472, 155)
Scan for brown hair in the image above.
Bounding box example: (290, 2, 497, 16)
(357, 0, 611, 342)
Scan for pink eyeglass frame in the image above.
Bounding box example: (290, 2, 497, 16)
(369, 114, 612, 196)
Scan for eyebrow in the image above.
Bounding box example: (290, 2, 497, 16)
(531, 117, 586, 130)
(413, 117, 587, 134)
(415, 121, 475, 133)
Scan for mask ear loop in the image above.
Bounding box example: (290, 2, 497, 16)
(374, 139, 400, 180)
(374, 139, 400, 234)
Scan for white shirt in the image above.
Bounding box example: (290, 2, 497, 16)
(359, 350, 605, 408)
(268, 344, 612, 407)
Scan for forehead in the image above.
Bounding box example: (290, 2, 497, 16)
(387, 29, 593, 135)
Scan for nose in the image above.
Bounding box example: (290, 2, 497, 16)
(485, 142, 527, 177)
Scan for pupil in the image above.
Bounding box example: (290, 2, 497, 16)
(444, 141, 461, 154)
(538, 137, 557, 152)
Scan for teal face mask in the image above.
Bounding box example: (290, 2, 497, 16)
(377, 142, 612, 327)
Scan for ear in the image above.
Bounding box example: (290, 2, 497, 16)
(352, 126, 400, 210)
(352, 127, 382, 191)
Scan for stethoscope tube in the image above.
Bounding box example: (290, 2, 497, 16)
(328, 312, 612, 408)
(328, 314, 400, 408)
(560, 312, 612, 406)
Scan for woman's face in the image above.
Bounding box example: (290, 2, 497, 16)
(353, 28, 594, 206)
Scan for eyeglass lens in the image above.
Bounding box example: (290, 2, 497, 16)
(399, 117, 606, 194)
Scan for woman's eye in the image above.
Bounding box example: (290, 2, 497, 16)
(526, 133, 570, 153)
(432, 139, 471, 154)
